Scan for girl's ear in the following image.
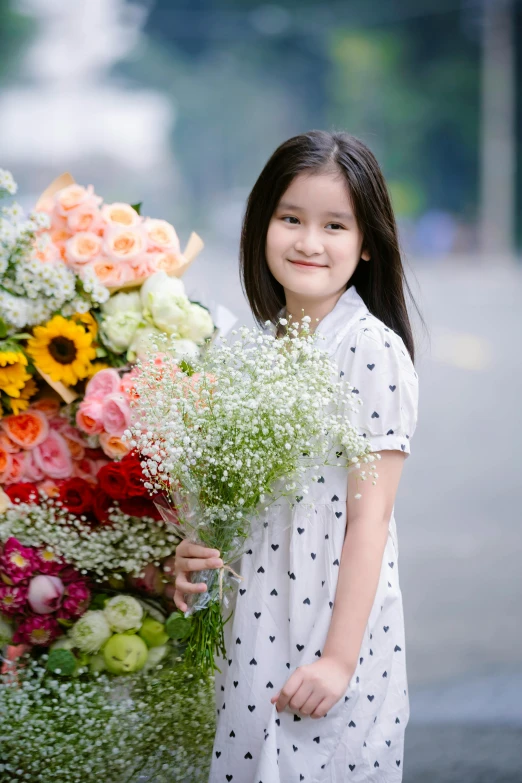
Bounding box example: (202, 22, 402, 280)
(361, 249, 371, 262)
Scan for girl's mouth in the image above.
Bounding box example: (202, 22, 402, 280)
(288, 259, 326, 269)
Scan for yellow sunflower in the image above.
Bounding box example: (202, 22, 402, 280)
(72, 311, 98, 339)
(9, 377, 38, 415)
(0, 349, 31, 397)
(27, 315, 96, 386)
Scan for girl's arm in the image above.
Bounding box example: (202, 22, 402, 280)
(322, 450, 406, 674)
(272, 449, 406, 718)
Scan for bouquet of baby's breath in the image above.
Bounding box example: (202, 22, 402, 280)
(126, 317, 376, 673)
(0, 652, 215, 783)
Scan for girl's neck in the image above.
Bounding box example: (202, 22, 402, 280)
(283, 288, 347, 333)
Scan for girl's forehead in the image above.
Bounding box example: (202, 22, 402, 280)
(278, 171, 354, 214)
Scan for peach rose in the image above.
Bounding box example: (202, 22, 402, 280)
(65, 232, 103, 267)
(0, 448, 13, 483)
(72, 458, 101, 485)
(58, 424, 86, 461)
(33, 241, 61, 264)
(127, 254, 161, 279)
(66, 202, 104, 234)
(33, 431, 73, 479)
(104, 226, 148, 262)
(144, 219, 180, 254)
(101, 393, 132, 436)
(154, 251, 187, 275)
(92, 259, 133, 288)
(85, 368, 121, 400)
(101, 203, 141, 228)
(3, 452, 26, 484)
(55, 184, 101, 217)
(0, 433, 21, 454)
(37, 478, 63, 498)
(1, 410, 49, 449)
(98, 432, 132, 459)
(30, 399, 61, 419)
(76, 398, 104, 435)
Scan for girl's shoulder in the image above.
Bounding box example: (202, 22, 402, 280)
(336, 311, 418, 382)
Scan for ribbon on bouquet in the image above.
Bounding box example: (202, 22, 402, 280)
(217, 563, 243, 602)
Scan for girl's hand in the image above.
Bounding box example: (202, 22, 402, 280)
(270, 657, 354, 719)
(163, 540, 223, 613)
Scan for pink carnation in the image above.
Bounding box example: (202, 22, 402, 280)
(35, 546, 65, 575)
(0, 538, 36, 584)
(85, 368, 121, 400)
(101, 393, 132, 436)
(58, 580, 91, 620)
(0, 584, 28, 615)
(13, 614, 61, 646)
(32, 431, 73, 479)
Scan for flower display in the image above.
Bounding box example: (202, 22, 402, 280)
(0, 169, 217, 783)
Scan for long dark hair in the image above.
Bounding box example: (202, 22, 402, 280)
(239, 130, 421, 362)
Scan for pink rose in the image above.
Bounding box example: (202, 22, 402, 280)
(127, 254, 161, 280)
(76, 398, 104, 435)
(55, 184, 101, 217)
(99, 432, 132, 459)
(3, 453, 26, 485)
(36, 478, 63, 498)
(92, 258, 133, 288)
(0, 538, 36, 584)
(59, 580, 90, 620)
(23, 450, 46, 482)
(65, 231, 103, 267)
(0, 584, 28, 615)
(101, 393, 132, 436)
(101, 202, 141, 228)
(143, 219, 180, 253)
(104, 226, 148, 262)
(66, 201, 104, 234)
(27, 575, 65, 614)
(33, 431, 73, 479)
(85, 368, 121, 399)
(13, 614, 61, 646)
(0, 449, 13, 483)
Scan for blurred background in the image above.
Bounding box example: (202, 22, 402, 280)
(0, 0, 521, 780)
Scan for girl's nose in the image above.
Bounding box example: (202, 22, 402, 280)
(294, 230, 324, 257)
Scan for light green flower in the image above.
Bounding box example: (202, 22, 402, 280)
(100, 310, 143, 353)
(180, 302, 214, 343)
(103, 594, 143, 633)
(71, 610, 112, 653)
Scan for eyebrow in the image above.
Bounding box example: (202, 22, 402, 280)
(277, 201, 354, 221)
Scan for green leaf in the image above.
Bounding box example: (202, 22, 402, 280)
(0, 318, 7, 338)
(165, 611, 192, 641)
(131, 202, 142, 215)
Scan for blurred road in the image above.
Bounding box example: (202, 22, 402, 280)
(184, 247, 522, 782)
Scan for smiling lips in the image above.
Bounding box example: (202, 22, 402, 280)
(288, 259, 326, 268)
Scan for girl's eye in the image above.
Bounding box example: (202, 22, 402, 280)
(282, 216, 300, 224)
(326, 223, 345, 231)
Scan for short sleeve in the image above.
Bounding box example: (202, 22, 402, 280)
(336, 321, 419, 456)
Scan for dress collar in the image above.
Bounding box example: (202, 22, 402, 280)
(266, 286, 368, 354)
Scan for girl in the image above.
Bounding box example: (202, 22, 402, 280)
(171, 131, 420, 782)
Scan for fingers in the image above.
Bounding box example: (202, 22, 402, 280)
(271, 669, 304, 713)
(173, 587, 187, 613)
(310, 696, 331, 719)
(177, 540, 221, 559)
(176, 555, 223, 572)
(174, 575, 208, 594)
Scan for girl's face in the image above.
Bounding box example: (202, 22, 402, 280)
(265, 170, 369, 307)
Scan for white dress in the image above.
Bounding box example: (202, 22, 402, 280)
(209, 286, 419, 783)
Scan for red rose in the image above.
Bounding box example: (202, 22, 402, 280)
(119, 496, 162, 520)
(5, 482, 39, 505)
(120, 454, 148, 497)
(58, 477, 94, 516)
(92, 489, 115, 525)
(97, 462, 127, 500)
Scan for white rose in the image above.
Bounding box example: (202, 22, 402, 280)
(168, 338, 200, 362)
(0, 488, 12, 513)
(126, 325, 164, 362)
(101, 290, 142, 317)
(103, 594, 143, 633)
(100, 311, 143, 353)
(140, 271, 185, 308)
(180, 303, 214, 344)
(140, 271, 190, 334)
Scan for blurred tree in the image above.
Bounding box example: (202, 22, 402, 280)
(0, 0, 35, 80)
